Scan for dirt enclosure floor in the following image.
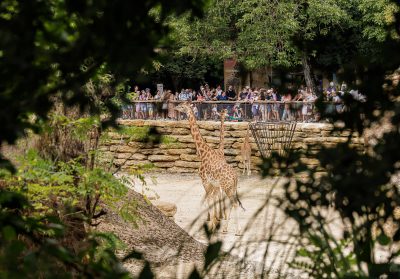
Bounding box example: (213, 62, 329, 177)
(135, 173, 318, 278)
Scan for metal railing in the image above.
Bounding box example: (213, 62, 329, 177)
(121, 100, 343, 122)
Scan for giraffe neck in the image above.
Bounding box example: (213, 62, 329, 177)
(187, 108, 209, 158)
(244, 125, 250, 145)
(218, 113, 225, 152)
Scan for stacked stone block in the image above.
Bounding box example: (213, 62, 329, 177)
(99, 120, 364, 173)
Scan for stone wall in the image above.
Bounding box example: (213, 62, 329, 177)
(100, 120, 363, 173)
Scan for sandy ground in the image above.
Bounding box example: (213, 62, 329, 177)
(137, 173, 311, 278)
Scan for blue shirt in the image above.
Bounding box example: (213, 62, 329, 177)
(217, 95, 228, 101)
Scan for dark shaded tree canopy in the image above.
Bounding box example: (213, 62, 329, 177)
(0, 0, 205, 147)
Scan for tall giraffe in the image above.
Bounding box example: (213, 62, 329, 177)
(175, 103, 243, 235)
(241, 125, 252, 176)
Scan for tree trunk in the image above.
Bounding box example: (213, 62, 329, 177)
(302, 53, 316, 93)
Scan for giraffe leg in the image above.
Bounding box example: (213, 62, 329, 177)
(222, 204, 232, 233)
(209, 189, 222, 231)
(219, 189, 228, 233)
(205, 195, 215, 230)
(221, 175, 242, 235)
(200, 175, 217, 230)
(219, 187, 227, 220)
(221, 195, 227, 220)
(221, 181, 235, 233)
(233, 203, 242, 236)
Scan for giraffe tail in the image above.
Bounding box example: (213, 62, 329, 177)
(236, 190, 245, 211)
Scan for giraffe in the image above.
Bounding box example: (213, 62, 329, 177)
(240, 124, 252, 176)
(175, 103, 243, 235)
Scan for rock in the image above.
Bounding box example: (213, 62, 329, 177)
(180, 154, 201, 162)
(159, 143, 184, 149)
(113, 158, 126, 165)
(127, 142, 144, 148)
(115, 153, 133, 159)
(165, 148, 194, 155)
(170, 128, 190, 135)
(224, 149, 240, 156)
(324, 137, 348, 143)
(129, 153, 147, 160)
(124, 160, 151, 166)
(250, 156, 263, 165)
(110, 145, 136, 153)
(151, 200, 177, 217)
(173, 135, 194, 143)
(203, 136, 236, 145)
(116, 119, 145, 126)
(303, 137, 326, 143)
(292, 142, 307, 149)
(198, 122, 219, 131)
(98, 146, 110, 151)
(186, 143, 196, 149)
(300, 158, 320, 165)
(108, 132, 130, 140)
(148, 155, 179, 162)
(231, 142, 241, 149)
(225, 155, 238, 163)
(98, 151, 113, 160)
(153, 161, 174, 168)
(229, 130, 248, 138)
(144, 193, 159, 200)
(229, 122, 248, 130)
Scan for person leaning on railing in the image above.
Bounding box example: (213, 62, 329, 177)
(258, 89, 267, 121)
(167, 91, 176, 120)
(153, 90, 162, 119)
(226, 85, 236, 101)
(161, 90, 171, 119)
(271, 89, 280, 121)
(248, 90, 260, 121)
(292, 90, 303, 121)
(281, 92, 292, 121)
(146, 90, 154, 119)
(217, 91, 228, 101)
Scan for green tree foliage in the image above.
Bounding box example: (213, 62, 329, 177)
(257, 0, 400, 277)
(235, 0, 298, 69)
(0, 151, 135, 278)
(150, 54, 222, 90)
(175, 0, 397, 90)
(0, 0, 205, 153)
(0, 1, 206, 277)
(143, 13, 223, 90)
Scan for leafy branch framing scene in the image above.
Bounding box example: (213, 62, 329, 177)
(1, 0, 400, 278)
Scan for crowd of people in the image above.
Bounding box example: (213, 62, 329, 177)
(122, 82, 362, 122)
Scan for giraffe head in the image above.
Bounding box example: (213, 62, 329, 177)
(220, 108, 228, 119)
(175, 102, 193, 115)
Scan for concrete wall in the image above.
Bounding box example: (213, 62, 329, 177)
(100, 120, 363, 174)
